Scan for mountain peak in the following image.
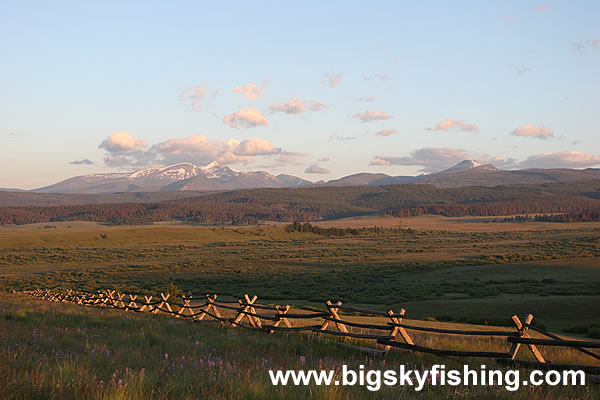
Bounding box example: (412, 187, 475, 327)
(439, 160, 498, 174)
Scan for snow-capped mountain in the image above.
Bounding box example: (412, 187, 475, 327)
(199, 161, 241, 182)
(440, 160, 482, 173)
(34, 162, 312, 193)
(128, 163, 204, 184)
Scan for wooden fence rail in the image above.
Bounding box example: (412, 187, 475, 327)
(20, 288, 600, 379)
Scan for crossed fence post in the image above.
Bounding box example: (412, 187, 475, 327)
(508, 314, 546, 363)
(196, 294, 223, 322)
(233, 294, 262, 328)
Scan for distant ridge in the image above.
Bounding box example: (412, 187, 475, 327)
(10, 159, 600, 194)
(33, 161, 312, 194)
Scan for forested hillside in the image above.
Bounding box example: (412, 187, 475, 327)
(1, 180, 599, 225)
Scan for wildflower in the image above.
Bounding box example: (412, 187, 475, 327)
(139, 368, 145, 377)
(299, 356, 306, 363)
(165, 353, 168, 360)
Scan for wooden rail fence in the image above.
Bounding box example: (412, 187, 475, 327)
(21, 288, 600, 378)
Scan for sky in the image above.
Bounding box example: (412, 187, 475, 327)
(1, 1, 599, 189)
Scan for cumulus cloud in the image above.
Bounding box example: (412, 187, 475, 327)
(269, 95, 327, 115)
(69, 159, 94, 165)
(305, 164, 330, 174)
(232, 80, 269, 99)
(571, 40, 599, 54)
(369, 147, 515, 173)
(511, 124, 553, 139)
(353, 96, 376, 102)
(427, 119, 479, 133)
(519, 151, 600, 169)
(354, 111, 392, 122)
(99, 132, 147, 153)
(104, 154, 130, 168)
(322, 73, 342, 87)
(99, 133, 289, 168)
(376, 129, 396, 136)
(236, 138, 281, 156)
(223, 108, 269, 129)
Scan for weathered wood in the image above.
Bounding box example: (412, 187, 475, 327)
(509, 314, 546, 363)
(269, 305, 292, 333)
(320, 301, 349, 333)
(196, 294, 224, 323)
(332, 304, 396, 317)
(386, 309, 413, 352)
(524, 323, 600, 361)
(153, 293, 173, 314)
(177, 296, 196, 319)
(126, 294, 140, 312)
(139, 295, 153, 312)
(232, 294, 263, 328)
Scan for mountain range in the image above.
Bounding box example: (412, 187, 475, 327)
(33, 162, 311, 194)
(11, 160, 600, 194)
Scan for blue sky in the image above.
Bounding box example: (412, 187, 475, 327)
(1, 1, 599, 189)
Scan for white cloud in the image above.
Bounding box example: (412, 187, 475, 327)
(104, 154, 130, 168)
(305, 164, 330, 174)
(99, 132, 147, 153)
(236, 138, 281, 156)
(427, 119, 479, 133)
(511, 124, 553, 139)
(369, 147, 515, 173)
(520, 151, 600, 169)
(376, 129, 396, 136)
(223, 108, 269, 129)
(354, 111, 392, 122)
(232, 80, 269, 99)
(100, 134, 287, 167)
(269, 95, 327, 115)
(322, 73, 342, 87)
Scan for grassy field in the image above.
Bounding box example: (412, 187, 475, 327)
(0, 217, 599, 334)
(1, 292, 599, 399)
(1, 217, 599, 398)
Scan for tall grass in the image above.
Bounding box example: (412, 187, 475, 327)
(1, 293, 597, 399)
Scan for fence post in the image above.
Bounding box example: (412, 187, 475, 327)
(139, 295, 153, 312)
(233, 294, 262, 328)
(178, 295, 195, 319)
(320, 301, 348, 333)
(152, 293, 173, 314)
(384, 309, 413, 351)
(508, 314, 546, 363)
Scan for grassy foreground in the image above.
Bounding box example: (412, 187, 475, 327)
(1, 292, 598, 400)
